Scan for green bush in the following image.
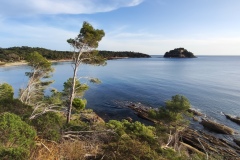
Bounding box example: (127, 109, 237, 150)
(31, 112, 63, 141)
(63, 118, 90, 131)
(0, 147, 29, 160)
(0, 112, 36, 159)
(0, 83, 14, 101)
(0, 99, 33, 121)
(104, 138, 161, 160)
(107, 120, 156, 143)
(72, 98, 87, 113)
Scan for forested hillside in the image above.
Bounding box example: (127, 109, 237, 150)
(0, 46, 150, 62)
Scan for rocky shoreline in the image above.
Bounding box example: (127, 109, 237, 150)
(125, 102, 240, 158)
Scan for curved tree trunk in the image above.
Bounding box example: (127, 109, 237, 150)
(66, 49, 82, 124)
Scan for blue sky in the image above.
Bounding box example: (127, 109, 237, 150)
(0, 0, 240, 55)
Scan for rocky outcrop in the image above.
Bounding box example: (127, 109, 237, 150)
(125, 102, 240, 157)
(224, 113, 240, 125)
(164, 48, 196, 58)
(200, 118, 235, 135)
(234, 139, 240, 147)
(79, 111, 105, 124)
(128, 103, 158, 123)
(188, 108, 204, 116)
(181, 128, 240, 159)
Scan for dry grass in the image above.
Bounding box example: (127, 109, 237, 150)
(30, 139, 102, 160)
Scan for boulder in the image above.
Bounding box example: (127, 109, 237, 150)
(188, 108, 204, 116)
(224, 113, 240, 125)
(200, 118, 234, 135)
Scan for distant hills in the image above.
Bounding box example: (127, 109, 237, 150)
(0, 46, 150, 62)
(164, 48, 196, 58)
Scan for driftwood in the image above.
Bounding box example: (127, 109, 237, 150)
(200, 118, 235, 135)
(224, 113, 240, 125)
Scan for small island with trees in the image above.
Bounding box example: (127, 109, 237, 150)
(164, 48, 196, 58)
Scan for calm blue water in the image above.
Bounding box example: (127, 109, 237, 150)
(0, 56, 240, 132)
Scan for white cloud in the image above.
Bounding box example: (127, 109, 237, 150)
(99, 30, 240, 55)
(0, 20, 76, 50)
(0, 0, 144, 16)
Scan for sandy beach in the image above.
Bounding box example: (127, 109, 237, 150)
(0, 61, 27, 67)
(0, 59, 72, 67)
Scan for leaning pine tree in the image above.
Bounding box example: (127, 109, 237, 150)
(19, 51, 54, 105)
(66, 21, 105, 123)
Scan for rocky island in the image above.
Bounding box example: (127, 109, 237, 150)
(164, 48, 196, 58)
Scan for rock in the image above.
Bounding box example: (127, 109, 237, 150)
(200, 118, 234, 135)
(127, 103, 158, 123)
(193, 116, 200, 121)
(126, 117, 133, 122)
(188, 108, 203, 116)
(224, 113, 240, 125)
(180, 128, 240, 158)
(80, 111, 105, 124)
(164, 48, 196, 58)
(234, 139, 240, 147)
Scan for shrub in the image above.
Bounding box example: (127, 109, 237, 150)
(31, 112, 63, 141)
(0, 147, 29, 160)
(107, 120, 156, 143)
(0, 99, 33, 121)
(0, 112, 36, 159)
(0, 83, 14, 101)
(103, 138, 162, 160)
(72, 98, 87, 113)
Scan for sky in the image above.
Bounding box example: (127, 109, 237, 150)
(0, 0, 240, 55)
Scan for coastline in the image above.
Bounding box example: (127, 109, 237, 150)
(0, 59, 72, 67)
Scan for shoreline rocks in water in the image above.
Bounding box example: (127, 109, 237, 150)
(200, 118, 235, 135)
(224, 113, 240, 125)
(125, 102, 240, 158)
(188, 108, 204, 116)
(181, 128, 240, 158)
(128, 103, 158, 123)
(234, 139, 240, 147)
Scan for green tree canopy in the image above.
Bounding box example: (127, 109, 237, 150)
(67, 21, 105, 49)
(63, 78, 89, 99)
(0, 83, 14, 101)
(66, 21, 105, 123)
(149, 95, 191, 126)
(19, 51, 54, 105)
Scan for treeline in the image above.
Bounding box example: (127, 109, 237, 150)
(0, 46, 73, 62)
(98, 50, 151, 59)
(0, 46, 150, 62)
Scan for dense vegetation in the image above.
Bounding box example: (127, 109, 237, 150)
(98, 50, 151, 59)
(0, 22, 225, 159)
(0, 46, 150, 63)
(164, 48, 196, 58)
(1, 80, 209, 159)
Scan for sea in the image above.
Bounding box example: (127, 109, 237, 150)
(0, 56, 240, 134)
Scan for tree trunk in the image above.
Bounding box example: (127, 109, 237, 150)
(66, 63, 77, 123)
(66, 48, 83, 124)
